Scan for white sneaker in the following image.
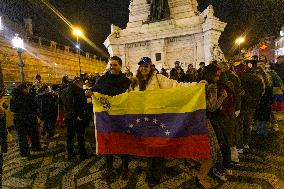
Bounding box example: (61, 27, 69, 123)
(224, 169, 233, 176)
(237, 148, 243, 154)
(52, 134, 60, 139)
(244, 144, 249, 149)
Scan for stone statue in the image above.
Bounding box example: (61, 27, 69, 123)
(148, 0, 170, 21)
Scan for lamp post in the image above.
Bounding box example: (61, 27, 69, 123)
(12, 34, 25, 83)
(73, 28, 83, 76)
(235, 37, 245, 59)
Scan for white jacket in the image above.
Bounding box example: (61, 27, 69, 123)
(133, 71, 197, 91)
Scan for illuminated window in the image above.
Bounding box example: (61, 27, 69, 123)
(0, 16, 3, 30)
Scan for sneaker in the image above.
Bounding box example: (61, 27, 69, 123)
(52, 134, 60, 139)
(224, 169, 233, 176)
(244, 144, 249, 149)
(237, 148, 243, 154)
(213, 168, 227, 181)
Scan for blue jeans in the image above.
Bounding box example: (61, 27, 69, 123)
(43, 115, 57, 140)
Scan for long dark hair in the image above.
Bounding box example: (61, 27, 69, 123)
(202, 64, 221, 84)
(135, 65, 155, 91)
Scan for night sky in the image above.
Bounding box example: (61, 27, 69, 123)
(0, 0, 284, 58)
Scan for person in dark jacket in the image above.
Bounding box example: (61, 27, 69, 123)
(254, 61, 273, 139)
(170, 67, 186, 82)
(235, 63, 264, 149)
(60, 78, 90, 161)
(273, 55, 284, 82)
(169, 61, 181, 80)
(35, 84, 58, 145)
(92, 56, 131, 178)
(185, 64, 198, 82)
(197, 62, 206, 82)
(10, 83, 42, 157)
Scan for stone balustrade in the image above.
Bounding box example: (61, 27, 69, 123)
(0, 35, 107, 84)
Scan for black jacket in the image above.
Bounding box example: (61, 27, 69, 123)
(92, 71, 131, 96)
(238, 72, 264, 110)
(60, 83, 87, 120)
(35, 92, 58, 119)
(10, 90, 37, 116)
(0, 112, 7, 153)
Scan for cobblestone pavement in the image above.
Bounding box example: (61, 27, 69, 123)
(2, 123, 284, 189)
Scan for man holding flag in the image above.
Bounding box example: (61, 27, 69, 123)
(92, 56, 131, 178)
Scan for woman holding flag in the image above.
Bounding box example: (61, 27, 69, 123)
(130, 57, 214, 188)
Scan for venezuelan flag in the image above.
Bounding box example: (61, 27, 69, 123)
(272, 87, 284, 112)
(93, 84, 211, 158)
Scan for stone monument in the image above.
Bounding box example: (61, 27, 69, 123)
(104, 0, 226, 72)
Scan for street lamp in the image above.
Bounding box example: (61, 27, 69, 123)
(235, 37, 245, 58)
(72, 27, 83, 76)
(12, 34, 25, 82)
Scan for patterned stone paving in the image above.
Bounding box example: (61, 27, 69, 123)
(1, 124, 284, 189)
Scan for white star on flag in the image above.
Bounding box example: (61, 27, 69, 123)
(144, 117, 149, 121)
(136, 119, 141, 123)
(160, 123, 166, 128)
(165, 130, 171, 136)
(129, 124, 134, 128)
(153, 118, 158, 123)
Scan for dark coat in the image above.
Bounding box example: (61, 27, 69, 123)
(10, 90, 37, 116)
(35, 92, 57, 119)
(60, 83, 88, 120)
(238, 72, 264, 111)
(0, 112, 7, 153)
(273, 63, 284, 82)
(92, 71, 131, 96)
(254, 87, 273, 122)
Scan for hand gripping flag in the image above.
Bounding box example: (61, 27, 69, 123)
(93, 84, 211, 158)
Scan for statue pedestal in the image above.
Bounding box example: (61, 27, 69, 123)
(104, 0, 226, 72)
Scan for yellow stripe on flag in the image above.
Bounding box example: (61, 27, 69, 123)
(273, 87, 283, 95)
(93, 84, 206, 115)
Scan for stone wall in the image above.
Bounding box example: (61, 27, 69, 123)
(0, 35, 107, 84)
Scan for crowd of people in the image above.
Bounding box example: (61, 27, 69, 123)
(0, 54, 283, 188)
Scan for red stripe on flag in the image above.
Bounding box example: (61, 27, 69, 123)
(97, 132, 211, 159)
(272, 102, 284, 111)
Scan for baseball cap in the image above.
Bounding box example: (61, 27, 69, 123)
(138, 57, 152, 65)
